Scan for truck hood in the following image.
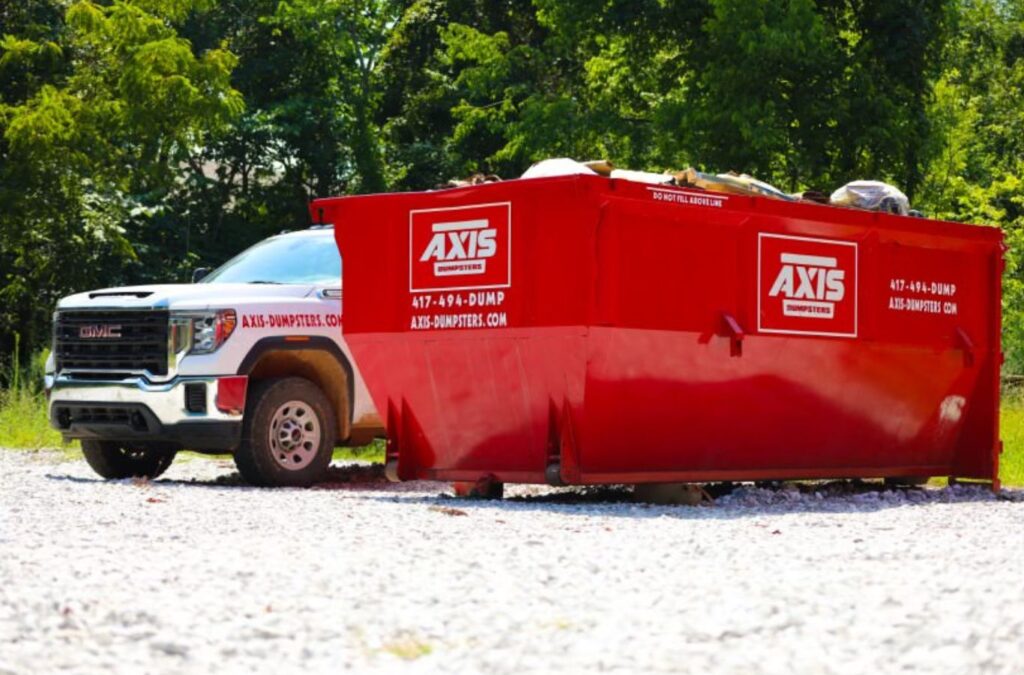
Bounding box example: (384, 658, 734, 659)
(57, 283, 328, 311)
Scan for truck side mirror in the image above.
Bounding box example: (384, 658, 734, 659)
(192, 267, 210, 283)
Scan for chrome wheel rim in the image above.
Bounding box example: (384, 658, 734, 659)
(268, 400, 321, 471)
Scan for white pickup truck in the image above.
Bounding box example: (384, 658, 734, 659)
(45, 226, 382, 487)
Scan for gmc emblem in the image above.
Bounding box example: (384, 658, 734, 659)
(79, 324, 122, 339)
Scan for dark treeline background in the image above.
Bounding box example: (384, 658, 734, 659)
(2, 0, 1023, 376)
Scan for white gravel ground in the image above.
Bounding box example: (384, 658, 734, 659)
(1, 450, 1022, 675)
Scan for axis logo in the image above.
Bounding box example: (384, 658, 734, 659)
(758, 234, 858, 337)
(769, 253, 845, 318)
(420, 219, 497, 277)
(410, 202, 511, 291)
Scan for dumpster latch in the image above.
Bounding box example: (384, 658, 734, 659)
(954, 327, 975, 367)
(722, 312, 745, 357)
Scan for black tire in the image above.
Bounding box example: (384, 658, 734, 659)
(80, 440, 175, 479)
(234, 377, 336, 487)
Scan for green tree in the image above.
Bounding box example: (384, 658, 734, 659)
(267, 0, 401, 195)
(1, 0, 1022, 377)
(0, 0, 241, 368)
(918, 0, 1024, 369)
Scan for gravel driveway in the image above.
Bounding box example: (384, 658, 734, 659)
(1, 450, 1022, 674)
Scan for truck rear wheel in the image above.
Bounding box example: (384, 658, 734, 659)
(235, 377, 336, 487)
(80, 440, 175, 480)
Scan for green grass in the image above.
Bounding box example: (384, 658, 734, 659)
(0, 388, 65, 450)
(0, 387, 386, 462)
(334, 439, 386, 463)
(380, 635, 433, 661)
(0, 387, 1019, 484)
(998, 396, 1024, 486)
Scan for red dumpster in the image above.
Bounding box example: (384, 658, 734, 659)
(316, 174, 1004, 489)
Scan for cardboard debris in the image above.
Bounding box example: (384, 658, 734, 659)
(582, 159, 615, 176)
(673, 168, 797, 201)
(609, 168, 675, 185)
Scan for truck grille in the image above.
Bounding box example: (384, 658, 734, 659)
(55, 310, 169, 376)
(52, 404, 151, 432)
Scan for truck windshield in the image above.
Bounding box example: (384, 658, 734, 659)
(201, 233, 341, 285)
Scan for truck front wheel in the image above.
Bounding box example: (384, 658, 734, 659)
(80, 440, 175, 480)
(234, 377, 336, 487)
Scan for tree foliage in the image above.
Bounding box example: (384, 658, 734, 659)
(1, 0, 240, 356)
(2, 0, 1024, 372)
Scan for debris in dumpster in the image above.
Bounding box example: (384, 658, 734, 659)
(521, 157, 599, 179)
(582, 159, 615, 176)
(523, 158, 833, 204)
(609, 168, 675, 185)
(673, 167, 797, 201)
(830, 180, 910, 215)
(792, 190, 830, 204)
(442, 173, 501, 189)
(516, 159, 913, 217)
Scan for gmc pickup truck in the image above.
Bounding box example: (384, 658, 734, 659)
(46, 225, 382, 487)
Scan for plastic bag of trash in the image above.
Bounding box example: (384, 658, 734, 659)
(521, 158, 598, 179)
(527, 157, 673, 184)
(829, 180, 909, 216)
(609, 168, 675, 185)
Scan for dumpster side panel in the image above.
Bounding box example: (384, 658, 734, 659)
(948, 247, 1003, 483)
(582, 331, 975, 480)
(327, 178, 599, 481)
(579, 183, 1001, 482)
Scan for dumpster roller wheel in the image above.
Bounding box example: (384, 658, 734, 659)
(452, 476, 504, 500)
(633, 483, 710, 506)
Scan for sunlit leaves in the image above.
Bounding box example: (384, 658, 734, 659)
(0, 0, 242, 354)
(4, 85, 78, 155)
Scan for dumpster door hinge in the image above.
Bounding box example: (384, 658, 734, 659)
(546, 398, 580, 485)
(384, 397, 425, 482)
(722, 312, 745, 357)
(385, 398, 401, 482)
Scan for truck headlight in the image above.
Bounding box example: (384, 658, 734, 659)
(51, 310, 59, 358)
(185, 309, 237, 354)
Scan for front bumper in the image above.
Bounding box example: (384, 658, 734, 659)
(49, 375, 244, 450)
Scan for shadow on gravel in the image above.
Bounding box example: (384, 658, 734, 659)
(364, 480, 1022, 520)
(43, 462, 393, 491)
(43, 465, 1022, 518)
